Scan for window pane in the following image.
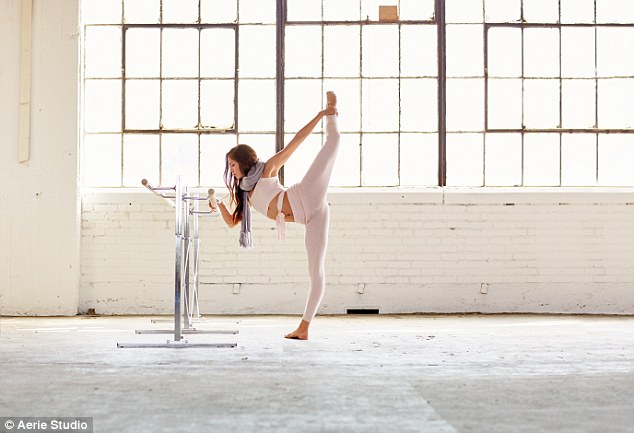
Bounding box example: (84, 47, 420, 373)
(598, 79, 634, 129)
(400, 0, 435, 21)
(596, 0, 634, 24)
(446, 25, 484, 77)
(487, 79, 522, 129)
(446, 79, 484, 132)
(323, 0, 360, 21)
(561, 0, 594, 24)
(82, 134, 121, 187)
(125, 80, 160, 130)
(200, 134, 237, 187)
(200, 28, 235, 78)
(401, 79, 437, 132)
(238, 80, 276, 131)
(598, 134, 634, 186)
(362, 26, 399, 77)
(523, 0, 559, 23)
(162, 80, 199, 129)
(523, 133, 560, 186)
(287, 0, 321, 21)
(123, 135, 159, 186)
(597, 27, 634, 77)
(361, 134, 399, 186)
(239, 25, 276, 78)
(124, 0, 159, 24)
(446, 0, 484, 23)
(400, 133, 438, 186)
(283, 133, 322, 185)
(485, 0, 521, 22)
(401, 25, 437, 77)
(81, 0, 121, 24)
(561, 134, 597, 186)
(324, 26, 360, 77)
(84, 80, 121, 133)
(487, 27, 521, 77)
(285, 79, 322, 133)
(125, 28, 160, 78)
(362, 79, 399, 132)
(524, 79, 560, 129)
(162, 0, 198, 23)
(446, 133, 484, 186)
(200, 80, 235, 129)
(236, 134, 276, 160)
(331, 133, 360, 186)
(161, 134, 199, 186)
(285, 26, 322, 78)
(239, 0, 276, 24)
(85, 26, 121, 78)
(162, 29, 199, 78)
(562, 80, 596, 129)
(485, 133, 522, 186)
(323, 78, 361, 133)
(524, 28, 560, 78)
(561, 28, 595, 78)
(201, 0, 237, 23)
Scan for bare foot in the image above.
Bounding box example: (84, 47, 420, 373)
(326, 91, 337, 108)
(284, 328, 308, 340)
(284, 320, 310, 340)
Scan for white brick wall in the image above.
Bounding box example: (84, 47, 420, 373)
(80, 188, 634, 315)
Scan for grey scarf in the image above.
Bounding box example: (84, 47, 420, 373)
(238, 160, 265, 249)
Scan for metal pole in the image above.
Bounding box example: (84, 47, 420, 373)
(141, 179, 176, 206)
(192, 195, 201, 320)
(183, 186, 191, 330)
(174, 176, 183, 341)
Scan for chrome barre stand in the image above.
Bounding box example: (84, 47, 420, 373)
(117, 176, 238, 349)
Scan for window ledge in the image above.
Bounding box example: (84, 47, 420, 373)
(328, 187, 634, 205)
(82, 186, 634, 206)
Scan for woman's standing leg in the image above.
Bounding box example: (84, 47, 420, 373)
(301, 203, 330, 323)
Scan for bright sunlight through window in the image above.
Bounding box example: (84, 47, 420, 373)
(81, 0, 634, 188)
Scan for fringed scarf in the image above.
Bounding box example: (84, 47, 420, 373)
(238, 160, 265, 249)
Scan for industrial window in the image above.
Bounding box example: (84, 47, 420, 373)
(81, 0, 277, 188)
(80, 0, 634, 188)
(479, 0, 634, 187)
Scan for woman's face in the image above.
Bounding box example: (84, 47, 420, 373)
(227, 157, 245, 180)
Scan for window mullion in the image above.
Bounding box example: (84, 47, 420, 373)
(276, 0, 286, 184)
(436, 0, 447, 186)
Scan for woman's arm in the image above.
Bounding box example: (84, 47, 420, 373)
(264, 107, 337, 177)
(215, 200, 237, 228)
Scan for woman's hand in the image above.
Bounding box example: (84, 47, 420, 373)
(320, 106, 337, 117)
(209, 198, 223, 210)
(213, 198, 237, 227)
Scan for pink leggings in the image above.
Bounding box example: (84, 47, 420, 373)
(287, 115, 340, 322)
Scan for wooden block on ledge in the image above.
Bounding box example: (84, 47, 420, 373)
(379, 5, 398, 22)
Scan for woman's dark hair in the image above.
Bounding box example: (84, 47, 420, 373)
(224, 144, 258, 225)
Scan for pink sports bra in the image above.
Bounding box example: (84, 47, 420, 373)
(250, 177, 287, 240)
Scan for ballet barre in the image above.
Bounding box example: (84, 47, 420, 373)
(118, 176, 238, 349)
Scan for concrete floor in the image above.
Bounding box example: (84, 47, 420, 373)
(1, 314, 633, 433)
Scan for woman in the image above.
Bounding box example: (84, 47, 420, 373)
(214, 92, 340, 340)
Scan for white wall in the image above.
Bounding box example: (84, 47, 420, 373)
(80, 188, 634, 316)
(0, 0, 80, 315)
